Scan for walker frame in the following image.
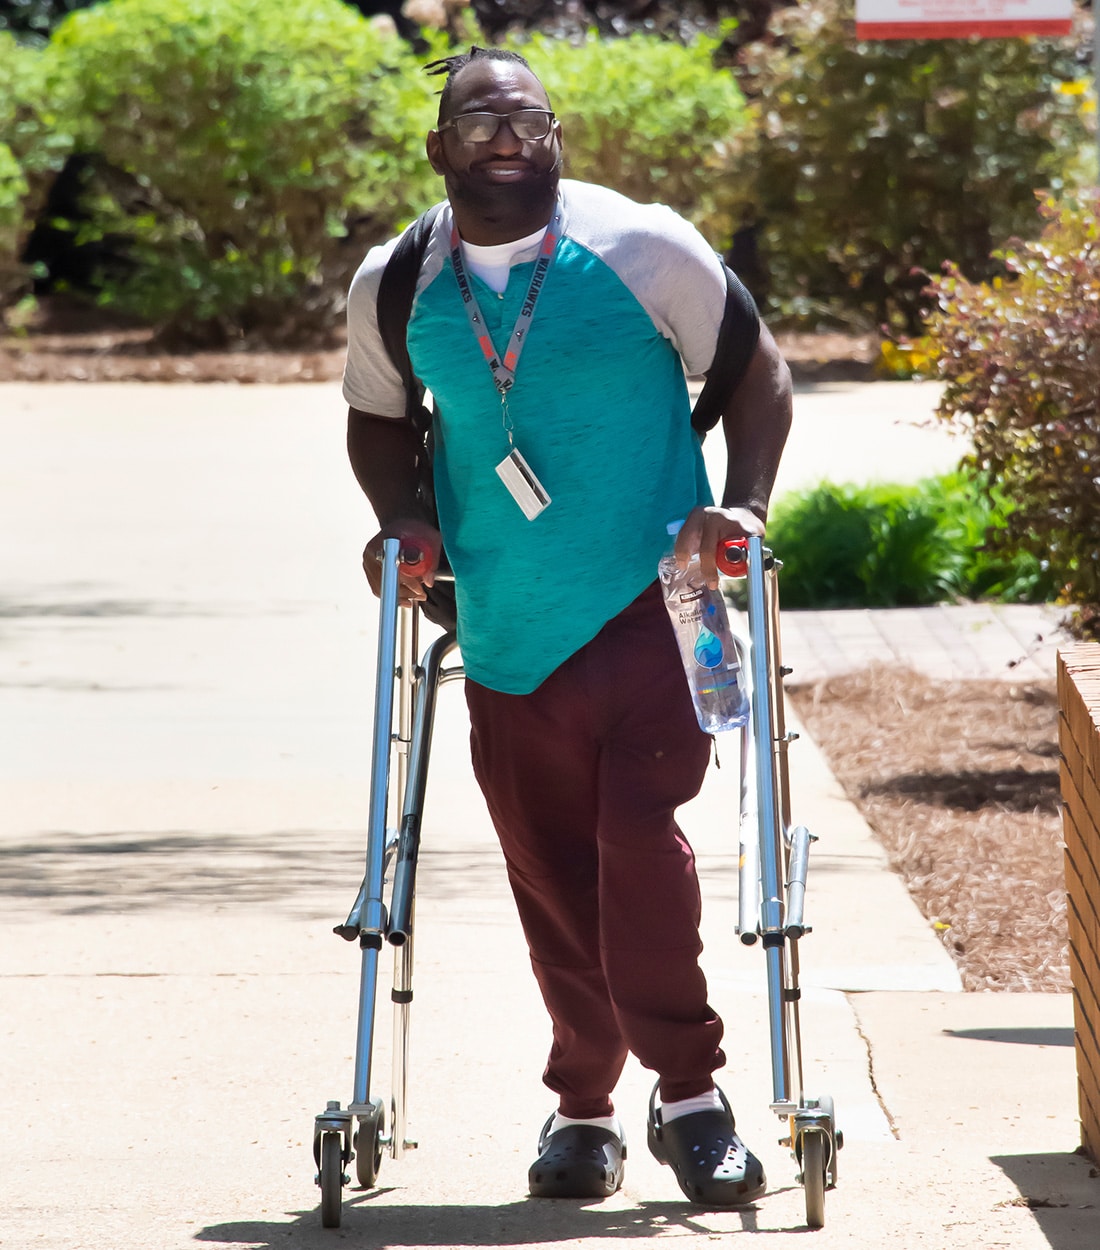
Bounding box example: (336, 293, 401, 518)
(312, 535, 841, 1229)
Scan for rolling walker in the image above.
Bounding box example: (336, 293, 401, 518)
(312, 535, 842, 1229)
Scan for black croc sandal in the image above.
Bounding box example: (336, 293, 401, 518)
(647, 1084, 766, 1206)
(528, 1114, 626, 1199)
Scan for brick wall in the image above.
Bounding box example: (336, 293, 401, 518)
(1059, 644, 1100, 1164)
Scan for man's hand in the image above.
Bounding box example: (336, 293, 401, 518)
(673, 504, 765, 589)
(363, 519, 443, 606)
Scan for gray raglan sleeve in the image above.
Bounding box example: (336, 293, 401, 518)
(561, 184, 741, 376)
(341, 235, 407, 420)
(634, 204, 731, 377)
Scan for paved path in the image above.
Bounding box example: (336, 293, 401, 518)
(0, 380, 1094, 1248)
(783, 600, 1064, 686)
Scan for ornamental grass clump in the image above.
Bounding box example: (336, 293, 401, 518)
(925, 192, 1100, 638)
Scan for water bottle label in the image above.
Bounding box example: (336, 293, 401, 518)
(660, 549, 747, 733)
(693, 626, 724, 670)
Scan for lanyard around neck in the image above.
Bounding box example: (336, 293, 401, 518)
(449, 203, 563, 397)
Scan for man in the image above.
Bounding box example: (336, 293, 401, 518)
(342, 46, 792, 1206)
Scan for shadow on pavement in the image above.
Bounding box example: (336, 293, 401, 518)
(992, 1152, 1100, 1248)
(946, 1026, 1076, 1047)
(0, 834, 746, 923)
(195, 1193, 792, 1249)
(0, 831, 507, 915)
(0, 597, 193, 618)
(0, 585, 239, 618)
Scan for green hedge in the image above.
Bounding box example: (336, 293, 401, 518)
(0, 142, 28, 302)
(731, 0, 1090, 333)
(0, 1, 93, 44)
(521, 29, 750, 247)
(3, 11, 754, 341)
(0, 30, 72, 317)
(7, 0, 1085, 346)
(40, 0, 437, 343)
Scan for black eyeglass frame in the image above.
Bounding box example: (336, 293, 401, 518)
(437, 109, 556, 144)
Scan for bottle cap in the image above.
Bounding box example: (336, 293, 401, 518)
(667, 519, 685, 537)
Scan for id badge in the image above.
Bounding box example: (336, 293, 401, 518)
(495, 447, 551, 521)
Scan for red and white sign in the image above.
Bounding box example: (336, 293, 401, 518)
(855, 0, 1073, 39)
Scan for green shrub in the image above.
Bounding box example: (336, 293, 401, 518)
(925, 192, 1100, 638)
(42, 0, 437, 344)
(917, 473, 1058, 603)
(0, 30, 72, 318)
(520, 29, 750, 248)
(731, 0, 1090, 333)
(762, 474, 1058, 609)
(0, 141, 28, 282)
(469, 0, 745, 45)
(0, 0, 95, 44)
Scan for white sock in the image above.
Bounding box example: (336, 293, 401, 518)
(659, 1086, 725, 1124)
(549, 1111, 624, 1140)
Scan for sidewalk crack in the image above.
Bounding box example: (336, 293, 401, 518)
(846, 992, 901, 1140)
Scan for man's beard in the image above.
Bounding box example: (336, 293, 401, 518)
(447, 157, 562, 223)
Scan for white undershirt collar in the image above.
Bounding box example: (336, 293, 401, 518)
(460, 225, 548, 294)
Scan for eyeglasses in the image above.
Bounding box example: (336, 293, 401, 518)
(438, 109, 555, 144)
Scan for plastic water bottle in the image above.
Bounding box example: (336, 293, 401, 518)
(658, 521, 750, 734)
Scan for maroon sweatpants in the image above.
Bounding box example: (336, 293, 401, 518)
(464, 581, 725, 1120)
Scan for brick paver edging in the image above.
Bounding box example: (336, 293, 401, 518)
(1059, 644, 1100, 1163)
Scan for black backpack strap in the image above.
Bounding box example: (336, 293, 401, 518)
(376, 202, 444, 436)
(690, 263, 761, 437)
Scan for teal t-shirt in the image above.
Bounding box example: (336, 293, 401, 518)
(344, 181, 748, 694)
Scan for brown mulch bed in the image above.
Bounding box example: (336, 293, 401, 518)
(0, 300, 881, 384)
(787, 666, 1068, 993)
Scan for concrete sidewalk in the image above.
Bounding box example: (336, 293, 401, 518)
(1, 380, 1096, 1248)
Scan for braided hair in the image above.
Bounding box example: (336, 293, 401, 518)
(425, 46, 545, 124)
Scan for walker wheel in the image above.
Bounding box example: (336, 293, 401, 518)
(354, 1099, 386, 1189)
(319, 1131, 345, 1228)
(800, 1130, 826, 1229)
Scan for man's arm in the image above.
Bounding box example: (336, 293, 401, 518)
(675, 323, 793, 586)
(347, 406, 442, 600)
(719, 322, 792, 521)
(347, 406, 427, 525)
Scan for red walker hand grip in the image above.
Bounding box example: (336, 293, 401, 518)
(716, 538, 749, 578)
(398, 545, 430, 579)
